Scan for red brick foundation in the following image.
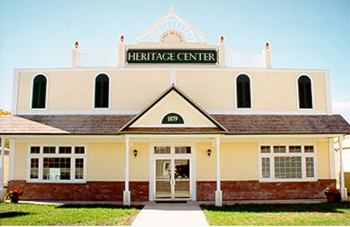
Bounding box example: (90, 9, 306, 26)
(197, 179, 336, 201)
(9, 179, 335, 201)
(7, 181, 149, 201)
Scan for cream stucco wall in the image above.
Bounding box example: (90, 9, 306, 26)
(16, 69, 328, 114)
(221, 142, 258, 180)
(177, 71, 327, 112)
(196, 142, 216, 181)
(13, 142, 27, 180)
(17, 70, 170, 112)
(1, 153, 9, 186)
(129, 142, 149, 181)
(132, 92, 215, 127)
(11, 138, 332, 183)
(317, 141, 330, 179)
(87, 142, 125, 181)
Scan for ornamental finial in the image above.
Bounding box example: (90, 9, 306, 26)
(220, 36, 224, 43)
(74, 41, 79, 49)
(265, 42, 269, 49)
(120, 35, 124, 43)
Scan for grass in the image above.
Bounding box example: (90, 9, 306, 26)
(0, 203, 142, 226)
(201, 202, 350, 226)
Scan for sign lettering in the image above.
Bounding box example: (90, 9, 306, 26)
(162, 113, 184, 124)
(126, 49, 218, 64)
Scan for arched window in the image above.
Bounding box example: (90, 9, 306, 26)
(236, 74, 251, 108)
(298, 75, 313, 109)
(94, 74, 109, 108)
(31, 74, 47, 109)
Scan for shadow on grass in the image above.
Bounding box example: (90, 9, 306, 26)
(55, 204, 144, 210)
(0, 212, 31, 219)
(201, 202, 350, 214)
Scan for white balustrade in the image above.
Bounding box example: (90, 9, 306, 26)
(79, 49, 118, 67)
(226, 50, 264, 68)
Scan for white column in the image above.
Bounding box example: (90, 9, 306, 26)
(1, 137, 5, 202)
(339, 136, 348, 201)
(215, 137, 222, 206)
(123, 137, 131, 205)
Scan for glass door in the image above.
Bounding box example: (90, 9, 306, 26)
(155, 159, 171, 199)
(174, 159, 190, 199)
(154, 145, 192, 201)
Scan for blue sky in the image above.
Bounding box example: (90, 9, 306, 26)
(0, 0, 349, 121)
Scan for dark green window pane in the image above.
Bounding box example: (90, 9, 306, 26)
(94, 74, 109, 108)
(31, 75, 47, 109)
(237, 74, 251, 108)
(298, 76, 313, 109)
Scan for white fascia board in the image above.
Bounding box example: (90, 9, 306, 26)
(15, 67, 330, 73)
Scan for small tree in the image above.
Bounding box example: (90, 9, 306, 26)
(0, 109, 10, 148)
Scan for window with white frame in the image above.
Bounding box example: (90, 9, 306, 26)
(259, 145, 316, 181)
(28, 145, 86, 182)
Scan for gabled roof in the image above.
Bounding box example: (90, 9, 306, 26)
(0, 114, 349, 135)
(137, 7, 206, 43)
(119, 84, 228, 133)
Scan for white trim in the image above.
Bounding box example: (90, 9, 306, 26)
(15, 109, 330, 116)
(207, 110, 328, 115)
(11, 69, 20, 114)
(258, 143, 318, 182)
(16, 110, 139, 115)
(170, 69, 176, 85)
(325, 71, 332, 114)
(15, 67, 330, 73)
(9, 140, 15, 180)
(296, 74, 314, 110)
(26, 144, 87, 183)
(234, 72, 253, 110)
(150, 143, 196, 201)
(92, 72, 112, 110)
(30, 73, 49, 110)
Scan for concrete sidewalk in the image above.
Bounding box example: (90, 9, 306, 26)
(132, 202, 209, 226)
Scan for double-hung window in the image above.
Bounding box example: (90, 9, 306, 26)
(28, 145, 86, 182)
(259, 145, 316, 181)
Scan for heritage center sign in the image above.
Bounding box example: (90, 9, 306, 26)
(126, 49, 218, 64)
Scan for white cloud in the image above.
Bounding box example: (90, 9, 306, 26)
(332, 102, 350, 110)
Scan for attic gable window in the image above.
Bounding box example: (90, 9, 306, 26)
(94, 74, 110, 108)
(236, 74, 251, 108)
(31, 74, 47, 109)
(298, 75, 313, 109)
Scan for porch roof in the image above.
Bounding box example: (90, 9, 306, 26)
(0, 114, 349, 135)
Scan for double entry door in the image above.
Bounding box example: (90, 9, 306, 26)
(154, 146, 192, 200)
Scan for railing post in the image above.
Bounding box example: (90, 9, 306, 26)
(118, 35, 125, 67)
(218, 36, 225, 67)
(263, 42, 271, 68)
(72, 42, 80, 67)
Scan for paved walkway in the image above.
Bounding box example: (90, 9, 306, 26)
(132, 202, 209, 226)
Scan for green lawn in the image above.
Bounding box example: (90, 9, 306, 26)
(201, 202, 350, 226)
(0, 203, 142, 226)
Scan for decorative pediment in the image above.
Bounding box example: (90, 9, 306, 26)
(120, 85, 227, 132)
(137, 7, 206, 43)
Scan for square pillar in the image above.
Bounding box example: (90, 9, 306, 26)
(215, 137, 222, 206)
(123, 137, 131, 205)
(339, 136, 348, 201)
